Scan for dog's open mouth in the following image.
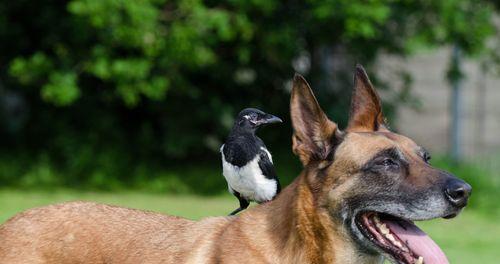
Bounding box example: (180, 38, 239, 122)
(355, 212, 449, 264)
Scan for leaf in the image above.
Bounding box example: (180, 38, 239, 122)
(41, 71, 80, 106)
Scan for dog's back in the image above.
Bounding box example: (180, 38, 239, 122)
(0, 201, 231, 264)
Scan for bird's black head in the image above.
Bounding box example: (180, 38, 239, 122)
(233, 108, 282, 133)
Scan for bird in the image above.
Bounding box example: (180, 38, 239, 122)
(220, 108, 282, 215)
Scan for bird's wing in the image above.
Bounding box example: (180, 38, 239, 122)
(220, 144, 225, 153)
(258, 148, 278, 181)
(258, 149, 281, 193)
(259, 146, 273, 163)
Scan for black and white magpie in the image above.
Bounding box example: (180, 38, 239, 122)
(220, 108, 282, 215)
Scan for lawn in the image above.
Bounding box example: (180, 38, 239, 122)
(0, 189, 498, 263)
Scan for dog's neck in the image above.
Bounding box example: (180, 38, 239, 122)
(241, 169, 383, 264)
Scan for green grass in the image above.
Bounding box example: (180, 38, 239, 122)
(0, 189, 237, 221)
(1, 189, 499, 263)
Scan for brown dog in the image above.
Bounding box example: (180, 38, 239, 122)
(0, 66, 471, 264)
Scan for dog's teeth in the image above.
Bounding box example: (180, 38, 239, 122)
(374, 217, 403, 247)
(373, 217, 390, 235)
(379, 228, 409, 252)
(379, 224, 390, 234)
(393, 240, 403, 248)
(415, 256, 424, 264)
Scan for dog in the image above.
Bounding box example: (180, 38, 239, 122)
(0, 65, 471, 264)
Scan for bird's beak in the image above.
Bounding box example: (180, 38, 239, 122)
(262, 114, 283, 125)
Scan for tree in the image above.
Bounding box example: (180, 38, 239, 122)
(0, 0, 497, 189)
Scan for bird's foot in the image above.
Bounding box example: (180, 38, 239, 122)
(228, 207, 245, 216)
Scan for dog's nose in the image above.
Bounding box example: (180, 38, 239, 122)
(444, 178, 472, 208)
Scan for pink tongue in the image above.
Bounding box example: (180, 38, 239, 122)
(383, 219, 449, 264)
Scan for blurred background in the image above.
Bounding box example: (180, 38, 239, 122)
(0, 0, 499, 262)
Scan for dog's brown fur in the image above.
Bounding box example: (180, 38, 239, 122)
(0, 182, 377, 264)
(0, 66, 469, 264)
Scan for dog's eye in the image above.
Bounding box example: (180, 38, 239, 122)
(423, 152, 431, 163)
(380, 158, 397, 167)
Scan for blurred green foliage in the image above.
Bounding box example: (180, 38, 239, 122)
(0, 0, 497, 189)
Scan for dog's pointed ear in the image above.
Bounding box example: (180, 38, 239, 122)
(347, 65, 388, 132)
(291, 74, 342, 166)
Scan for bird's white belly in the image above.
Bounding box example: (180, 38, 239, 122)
(221, 155, 277, 203)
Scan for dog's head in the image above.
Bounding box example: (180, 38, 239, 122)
(290, 65, 471, 264)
